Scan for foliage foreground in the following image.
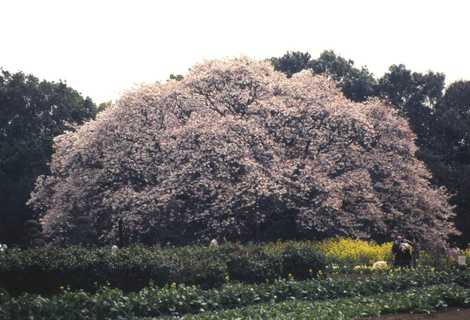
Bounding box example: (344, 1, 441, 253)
(164, 285, 470, 320)
(0, 240, 468, 319)
(0, 268, 468, 319)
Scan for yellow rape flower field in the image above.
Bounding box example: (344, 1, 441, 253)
(315, 238, 393, 265)
(262, 238, 393, 266)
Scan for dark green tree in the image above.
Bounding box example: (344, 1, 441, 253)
(0, 69, 96, 245)
(270, 51, 312, 77)
(310, 50, 377, 102)
(376, 65, 446, 146)
(169, 74, 184, 81)
(97, 101, 112, 113)
(272, 50, 376, 102)
(426, 81, 470, 245)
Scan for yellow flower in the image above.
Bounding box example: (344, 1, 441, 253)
(317, 238, 392, 265)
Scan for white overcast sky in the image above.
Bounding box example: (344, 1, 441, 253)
(1, 0, 469, 103)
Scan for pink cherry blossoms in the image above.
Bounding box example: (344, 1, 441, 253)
(28, 58, 457, 248)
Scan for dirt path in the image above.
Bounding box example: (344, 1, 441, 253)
(363, 308, 470, 320)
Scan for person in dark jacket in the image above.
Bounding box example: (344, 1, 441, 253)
(392, 236, 414, 267)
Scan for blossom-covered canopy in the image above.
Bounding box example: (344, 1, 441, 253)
(29, 58, 456, 247)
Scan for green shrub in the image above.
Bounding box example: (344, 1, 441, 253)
(282, 247, 326, 279)
(1, 239, 459, 295)
(0, 244, 327, 294)
(227, 251, 283, 283)
(174, 284, 470, 320)
(0, 267, 467, 319)
(0, 245, 227, 294)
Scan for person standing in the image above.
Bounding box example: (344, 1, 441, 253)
(392, 236, 413, 267)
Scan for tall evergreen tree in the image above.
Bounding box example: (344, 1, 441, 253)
(426, 81, 470, 244)
(0, 70, 96, 245)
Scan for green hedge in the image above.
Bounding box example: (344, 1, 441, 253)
(168, 284, 470, 320)
(0, 268, 467, 319)
(0, 245, 326, 294)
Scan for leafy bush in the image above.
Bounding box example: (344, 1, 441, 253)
(281, 247, 326, 279)
(456, 269, 470, 288)
(0, 244, 326, 294)
(227, 251, 282, 283)
(173, 284, 470, 320)
(0, 267, 467, 319)
(1, 239, 458, 295)
(0, 245, 222, 294)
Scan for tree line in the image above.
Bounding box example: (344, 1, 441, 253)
(0, 50, 469, 246)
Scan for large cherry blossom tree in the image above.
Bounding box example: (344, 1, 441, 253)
(29, 58, 457, 248)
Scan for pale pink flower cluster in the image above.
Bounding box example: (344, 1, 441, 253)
(29, 57, 456, 248)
